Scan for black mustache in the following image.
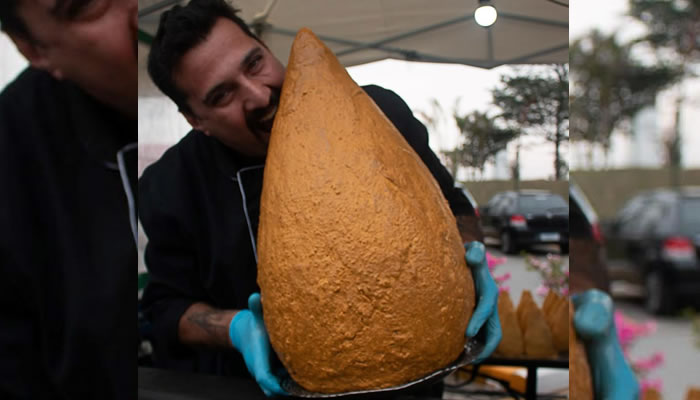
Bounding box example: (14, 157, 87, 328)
(246, 89, 281, 132)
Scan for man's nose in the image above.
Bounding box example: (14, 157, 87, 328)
(241, 79, 270, 112)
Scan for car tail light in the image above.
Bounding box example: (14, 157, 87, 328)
(510, 214, 527, 228)
(474, 208, 480, 218)
(591, 222, 604, 244)
(662, 236, 696, 263)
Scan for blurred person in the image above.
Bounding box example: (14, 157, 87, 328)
(139, 0, 499, 396)
(0, 0, 137, 399)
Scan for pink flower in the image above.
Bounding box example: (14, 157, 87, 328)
(633, 352, 665, 372)
(614, 311, 665, 391)
(494, 272, 511, 284)
(525, 255, 569, 298)
(615, 312, 657, 347)
(486, 252, 506, 269)
(615, 312, 641, 349)
(498, 286, 510, 294)
(536, 284, 549, 297)
(640, 379, 663, 393)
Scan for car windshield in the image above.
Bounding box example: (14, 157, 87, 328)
(518, 194, 568, 214)
(680, 197, 700, 235)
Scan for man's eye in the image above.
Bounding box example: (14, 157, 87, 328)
(62, 0, 109, 20)
(248, 56, 263, 73)
(211, 93, 224, 105)
(212, 90, 231, 106)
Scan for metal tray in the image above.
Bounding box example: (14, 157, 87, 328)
(281, 338, 485, 399)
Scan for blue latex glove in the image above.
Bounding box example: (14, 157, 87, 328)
(464, 241, 502, 363)
(572, 289, 639, 400)
(229, 293, 288, 397)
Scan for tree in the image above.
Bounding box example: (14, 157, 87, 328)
(491, 65, 570, 180)
(629, 0, 700, 62)
(416, 98, 460, 176)
(628, 0, 700, 184)
(445, 111, 517, 180)
(570, 30, 680, 166)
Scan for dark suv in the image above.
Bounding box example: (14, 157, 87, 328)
(604, 187, 700, 314)
(481, 190, 569, 254)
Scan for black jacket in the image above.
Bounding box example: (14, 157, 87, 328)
(0, 68, 137, 399)
(139, 85, 475, 376)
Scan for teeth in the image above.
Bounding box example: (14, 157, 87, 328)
(261, 105, 277, 122)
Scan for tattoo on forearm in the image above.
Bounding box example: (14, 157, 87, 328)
(187, 310, 232, 347)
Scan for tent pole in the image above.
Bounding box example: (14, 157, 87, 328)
(500, 43, 568, 65)
(498, 12, 568, 29)
(336, 14, 473, 57)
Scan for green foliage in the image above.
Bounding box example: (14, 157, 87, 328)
(629, 0, 700, 62)
(492, 66, 568, 137)
(419, 66, 569, 180)
(627, 0, 699, 174)
(570, 30, 681, 150)
(441, 110, 517, 178)
(491, 65, 570, 179)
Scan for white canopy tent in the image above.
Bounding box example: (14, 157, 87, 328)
(137, 0, 568, 96)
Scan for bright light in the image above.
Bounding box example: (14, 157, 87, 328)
(474, 5, 498, 27)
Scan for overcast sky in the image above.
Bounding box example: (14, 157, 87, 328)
(0, 35, 27, 88)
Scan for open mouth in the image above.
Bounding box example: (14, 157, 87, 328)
(248, 90, 281, 143)
(249, 104, 277, 145)
(257, 104, 278, 134)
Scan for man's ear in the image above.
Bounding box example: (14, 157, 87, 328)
(8, 33, 63, 79)
(182, 110, 209, 136)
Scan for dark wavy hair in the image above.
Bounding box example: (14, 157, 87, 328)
(147, 0, 260, 114)
(0, 0, 31, 39)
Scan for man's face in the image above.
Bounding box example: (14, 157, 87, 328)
(175, 18, 285, 158)
(12, 0, 138, 117)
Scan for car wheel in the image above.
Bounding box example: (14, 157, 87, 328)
(500, 231, 516, 254)
(645, 270, 674, 315)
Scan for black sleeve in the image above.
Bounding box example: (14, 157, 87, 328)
(0, 69, 138, 399)
(139, 159, 199, 358)
(362, 85, 475, 217)
(0, 92, 42, 399)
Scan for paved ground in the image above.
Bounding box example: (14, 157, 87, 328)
(613, 296, 699, 400)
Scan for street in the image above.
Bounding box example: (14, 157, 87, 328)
(613, 297, 699, 400)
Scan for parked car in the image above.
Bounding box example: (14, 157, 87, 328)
(603, 187, 700, 314)
(569, 182, 610, 294)
(481, 190, 569, 254)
